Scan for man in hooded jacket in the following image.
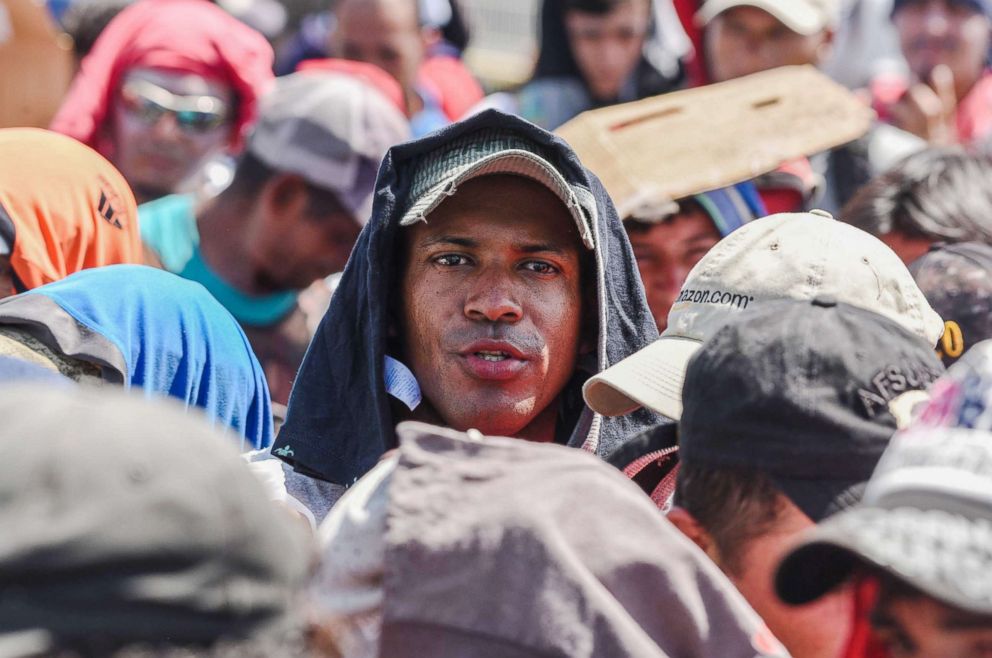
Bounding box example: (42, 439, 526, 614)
(259, 109, 662, 524)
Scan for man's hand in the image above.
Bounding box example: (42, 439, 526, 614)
(890, 64, 959, 145)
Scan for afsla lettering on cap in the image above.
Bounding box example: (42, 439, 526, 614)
(858, 363, 943, 418)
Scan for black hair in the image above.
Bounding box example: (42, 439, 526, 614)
(560, 0, 640, 13)
(675, 462, 786, 575)
(842, 148, 992, 244)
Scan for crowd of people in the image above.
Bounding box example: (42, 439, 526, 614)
(2, 0, 992, 656)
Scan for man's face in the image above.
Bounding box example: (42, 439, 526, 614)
(872, 591, 992, 658)
(111, 68, 234, 202)
(332, 0, 425, 109)
(627, 204, 721, 331)
(724, 498, 853, 658)
(893, 0, 991, 91)
(564, 0, 652, 101)
(400, 175, 587, 441)
(249, 177, 361, 293)
(705, 7, 832, 82)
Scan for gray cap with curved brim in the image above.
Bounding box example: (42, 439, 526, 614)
(398, 129, 595, 251)
(776, 427, 992, 615)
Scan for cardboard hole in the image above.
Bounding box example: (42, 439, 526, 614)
(609, 106, 683, 131)
(753, 97, 781, 110)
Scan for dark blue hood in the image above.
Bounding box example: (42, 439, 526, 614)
(273, 110, 661, 485)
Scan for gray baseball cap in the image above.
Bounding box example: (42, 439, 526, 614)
(398, 128, 596, 250)
(0, 385, 311, 651)
(247, 71, 410, 225)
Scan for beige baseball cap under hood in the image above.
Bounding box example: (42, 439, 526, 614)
(583, 211, 944, 421)
(696, 0, 841, 35)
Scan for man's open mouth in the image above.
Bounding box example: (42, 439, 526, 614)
(475, 350, 511, 362)
(459, 341, 530, 381)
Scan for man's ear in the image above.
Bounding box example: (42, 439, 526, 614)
(816, 28, 836, 65)
(668, 506, 717, 558)
(260, 173, 310, 226)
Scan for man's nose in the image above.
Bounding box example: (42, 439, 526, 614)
(464, 274, 523, 323)
(151, 112, 183, 140)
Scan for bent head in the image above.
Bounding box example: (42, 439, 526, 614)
(111, 68, 234, 201)
(669, 465, 853, 658)
(226, 154, 361, 293)
(399, 174, 591, 441)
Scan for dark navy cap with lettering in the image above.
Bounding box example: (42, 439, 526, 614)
(679, 297, 945, 522)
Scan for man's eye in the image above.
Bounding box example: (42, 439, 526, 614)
(434, 254, 470, 267)
(522, 261, 559, 274)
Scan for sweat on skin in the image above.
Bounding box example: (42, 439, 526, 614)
(262, 111, 661, 524)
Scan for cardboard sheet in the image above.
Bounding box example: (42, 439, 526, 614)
(556, 66, 875, 219)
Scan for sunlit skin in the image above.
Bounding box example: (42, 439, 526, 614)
(331, 0, 427, 115)
(670, 496, 853, 658)
(564, 0, 651, 100)
(872, 593, 992, 658)
(111, 68, 233, 204)
(627, 206, 721, 331)
(879, 231, 934, 266)
(198, 175, 360, 295)
(399, 175, 589, 442)
(894, 0, 991, 102)
(0, 255, 13, 300)
(704, 6, 833, 82)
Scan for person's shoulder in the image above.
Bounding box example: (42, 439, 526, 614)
(138, 193, 199, 274)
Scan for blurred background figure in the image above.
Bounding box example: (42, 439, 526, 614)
(0, 266, 274, 450)
(50, 0, 274, 204)
(0, 0, 73, 129)
(911, 241, 992, 367)
(697, 0, 838, 84)
(842, 147, 992, 263)
(624, 182, 766, 331)
(0, 385, 312, 657)
(328, 0, 483, 135)
(140, 70, 410, 404)
(486, 0, 686, 129)
(881, 0, 992, 146)
(0, 128, 142, 298)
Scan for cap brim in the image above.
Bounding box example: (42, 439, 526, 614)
(583, 336, 701, 419)
(771, 477, 867, 523)
(695, 0, 830, 35)
(398, 150, 594, 250)
(776, 506, 992, 614)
